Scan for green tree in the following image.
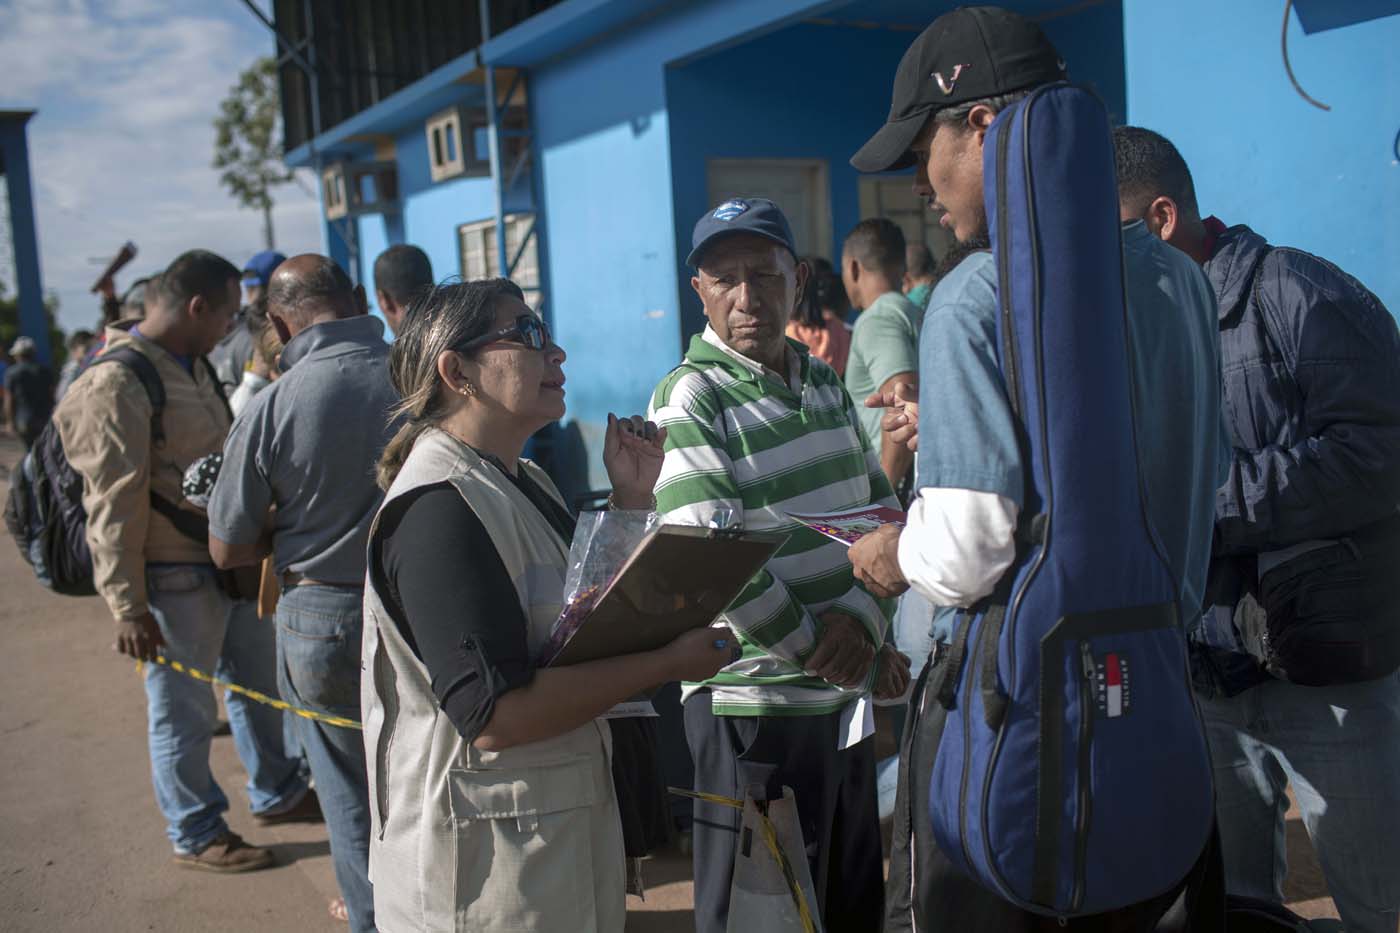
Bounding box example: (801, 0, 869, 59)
(0, 279, 66, 365)
(213, 57, 293, 250)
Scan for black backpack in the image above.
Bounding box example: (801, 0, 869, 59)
(4, 347, 219, 596)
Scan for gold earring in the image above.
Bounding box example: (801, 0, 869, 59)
(458, 381, 476, 397)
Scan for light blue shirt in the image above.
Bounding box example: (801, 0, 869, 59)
(918, 226, 1225, 641)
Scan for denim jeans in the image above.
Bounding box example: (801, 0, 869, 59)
(1201, 670, 1400, 933)
(144, 564, 307, 853)
(276, 584, 375, 933)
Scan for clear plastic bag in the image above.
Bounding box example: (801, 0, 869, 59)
(538, 509, 661, 664)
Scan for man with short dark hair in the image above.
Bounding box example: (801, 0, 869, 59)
(1115, 124, 1400, 933)
(209, 253, 397, 933)
(903, 242, 938, 310)
(4, 336, 53, 449)
(649, 197, 910, 933)
(848, 8, 1226, 930)
(53, 249, 309, 873)
(373, 244, 433, 335)
(842, 218, 921, 494)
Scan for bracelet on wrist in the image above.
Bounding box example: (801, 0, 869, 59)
(607, 492, 657, 512)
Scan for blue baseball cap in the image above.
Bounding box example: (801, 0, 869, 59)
(242, 250, 287, 288)
(686, 198, 798, 268)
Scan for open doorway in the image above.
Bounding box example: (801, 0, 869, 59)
(708, 158, 833, 260)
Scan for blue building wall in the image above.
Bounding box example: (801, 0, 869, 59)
(526, 0, 1126, 494)
(527, 0, 838, 495)
(1, 113, 51, 363)
(665, 4, 1125, 338)
(1123, 1, 1400, 313)
(355, 123, 498, 328)
(665, 23, 913, 340)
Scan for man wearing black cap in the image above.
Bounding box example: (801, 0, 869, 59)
(648, 197, 910, 933)
(848, 7, 1227, 931)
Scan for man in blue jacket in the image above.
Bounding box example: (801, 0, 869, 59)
(1115, 125, 1400, 933)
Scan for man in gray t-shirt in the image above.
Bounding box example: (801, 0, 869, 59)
(209, 254, 397, 933)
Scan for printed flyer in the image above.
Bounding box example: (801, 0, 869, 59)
(786, 505, 907, 547)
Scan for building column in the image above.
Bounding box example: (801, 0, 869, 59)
(0, 111, 50, 364)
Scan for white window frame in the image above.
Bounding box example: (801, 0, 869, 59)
(458, 213, 541, 308)
(322, 164, 348, 220)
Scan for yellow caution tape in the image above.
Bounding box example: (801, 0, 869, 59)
(137, 655, 362, 731)
(669, 787, 818, 933)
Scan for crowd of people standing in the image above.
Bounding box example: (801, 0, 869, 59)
(12, 5, 1398, 933)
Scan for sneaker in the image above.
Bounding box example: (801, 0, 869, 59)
(255, 788, 322, 826)
(172, 832, 274, 873)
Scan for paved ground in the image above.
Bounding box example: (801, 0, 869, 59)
(0, 435, 1339, 931)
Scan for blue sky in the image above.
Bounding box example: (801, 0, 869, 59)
(0, 0, 322, 333)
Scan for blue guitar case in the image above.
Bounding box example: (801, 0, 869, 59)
(926, 83, 1214, 917)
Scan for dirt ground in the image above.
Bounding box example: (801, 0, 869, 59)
(0, 436, 1338, 931)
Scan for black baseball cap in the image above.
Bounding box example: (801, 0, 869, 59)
(851, 6, 1066, 173)
(686, 198, 798, 268)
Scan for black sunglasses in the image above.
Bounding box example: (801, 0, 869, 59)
(456, 314, 553, 353)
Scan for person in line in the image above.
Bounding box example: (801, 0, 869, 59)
(55, 329, 94, 402)
(211, 250, 285, 395)
(903, 242, 938, 310)
(360, 277, 733, 930)
(52, 250, 309, 873)
(373, 244, 433, 336)
(208, 255, 394, 932)
(649, 197, 910, 933)
(870, 236, 989, 823)
(841, 218, 922, 496)
(785, 258, 853, 377)
(848, 8, 1226, 929)
(82, 275, 158, 368)
(5, 337, 53, 450)
(227, 297, 280, 417)
(1115, 125, 1400, 933)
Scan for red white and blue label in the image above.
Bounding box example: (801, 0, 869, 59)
(1093, 652, 1131, 718)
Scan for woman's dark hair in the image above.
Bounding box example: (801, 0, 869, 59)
(814, 272, 850, 320)
(377, 278, 524, 489)
(794, 256, 840, 327)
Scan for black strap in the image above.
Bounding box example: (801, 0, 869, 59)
(91, 345, 224, 548)
(149, 492, 210, 546)
(93, 346, 167, 446)
(199, 356, 233, 420)
(979, 603, 1010, 730)
(934, 609, 975, 711)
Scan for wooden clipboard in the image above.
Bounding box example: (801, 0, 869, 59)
(544, 524, 787, 667)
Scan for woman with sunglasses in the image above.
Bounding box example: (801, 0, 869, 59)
(361, 279, 733, 932)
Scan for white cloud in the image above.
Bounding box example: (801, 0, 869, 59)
(0, 0, 323, 333)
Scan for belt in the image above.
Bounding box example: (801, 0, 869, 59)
(280, 571, 361, 590)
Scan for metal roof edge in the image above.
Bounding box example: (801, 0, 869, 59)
(284, 48, 482, 168)
(480, 0, 662, 67)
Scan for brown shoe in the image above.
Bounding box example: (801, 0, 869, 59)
(255, 788, 323, 826)
(172, 832, 274, 873)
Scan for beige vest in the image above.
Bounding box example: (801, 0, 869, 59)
(361, 430, 625, 932)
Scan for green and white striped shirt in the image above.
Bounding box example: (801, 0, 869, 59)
(648, 327, 897, 716)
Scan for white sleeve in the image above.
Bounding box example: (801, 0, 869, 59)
(897, 487, 1019, 607)
(227, 371, 269, 418)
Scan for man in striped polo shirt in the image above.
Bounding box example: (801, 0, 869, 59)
(649, 198, 909, 933)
